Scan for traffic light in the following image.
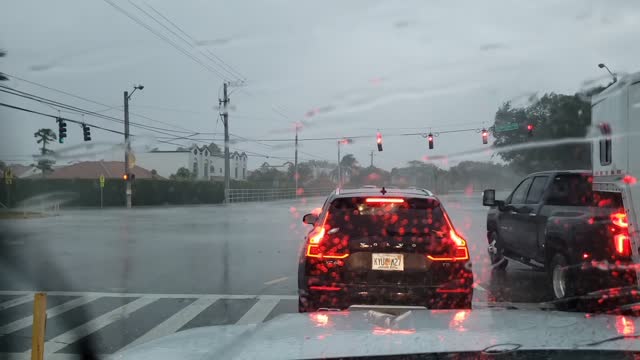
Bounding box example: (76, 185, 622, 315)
(57, 118, 67, 143)
(427, 133, 434, 149)
(376, 132, 383, 152)
(123, 173, 135, 181)
(482, 128, 488, 144)
(527, 124, 534, 137)
(82, 124, 91, 141)
(123, 173, 129, 181)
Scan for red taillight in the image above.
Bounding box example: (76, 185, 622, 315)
(615, 233, 632, 257)
(611, 212, 629, 228)
(610, 211, 631, 258)
(305, 226, 349, 259)
(365, 198, 405, 204)
(427, 229, 470, 261)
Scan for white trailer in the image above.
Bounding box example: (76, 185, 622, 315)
(591, 71, 640, 284)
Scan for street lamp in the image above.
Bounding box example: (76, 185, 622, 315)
(124, 84, 144, 208)
(598, 63, 617, 87)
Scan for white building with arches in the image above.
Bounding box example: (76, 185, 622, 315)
(134, 145, 248, 181)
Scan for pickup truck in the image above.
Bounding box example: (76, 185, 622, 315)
(483, 170, 636, 301)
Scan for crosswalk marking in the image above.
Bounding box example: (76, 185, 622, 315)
(120, 297, 219, 352)
(0, 296, 97, 335)
(0, 290, 297, 300)
(41, 297, 157, 355)
(235, 298, 280, 325)
(0, 295, 33, 311)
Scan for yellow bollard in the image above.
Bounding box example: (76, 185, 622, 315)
(31, 293, 47, 360)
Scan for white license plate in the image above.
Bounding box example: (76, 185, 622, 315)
(371, 253, 404, 271)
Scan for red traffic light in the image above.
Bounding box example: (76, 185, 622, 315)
(482, 129, 488, 144)
(427, 133, 434, 149)
(527, 124, 534, 131)
(376, 132, 383, 151)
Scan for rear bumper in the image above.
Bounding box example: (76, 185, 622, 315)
(299, 271, 474, 309)
(575, 261, 638, 294)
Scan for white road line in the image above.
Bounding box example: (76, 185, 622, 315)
(0, 295, 33, 311)
(120, 297, 219, 352)
(40, 297, 157, 355)
(0, 296, 97, 335)
(235, 298, 280, 325)
(0, 290, 297, 300)
(263, 277, 288, 286)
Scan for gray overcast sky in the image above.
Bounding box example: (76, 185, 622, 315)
(2, 0, 640, 170)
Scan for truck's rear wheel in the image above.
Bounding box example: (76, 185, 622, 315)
(548, 253, 576, 308)
(488, 232, 508, 270)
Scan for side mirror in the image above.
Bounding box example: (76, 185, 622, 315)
(483, 189, 496, 206)
(302, 213, 318, 225)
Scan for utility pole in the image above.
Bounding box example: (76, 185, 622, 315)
(337, 140, 341, 188)
(220, 82, 230, 203)
(369, 150, 374, 168)
(123, 85, 143, 209)
(294, 126, 299, 193)
(124, 90, 131, 209)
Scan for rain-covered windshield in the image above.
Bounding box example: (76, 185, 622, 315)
(2, 1, 640, 358)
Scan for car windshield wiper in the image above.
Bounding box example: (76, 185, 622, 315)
(582, 334, 640, 347)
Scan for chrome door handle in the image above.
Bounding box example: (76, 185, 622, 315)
(529, 213, 537, 217)
(510, 211, 517, 215)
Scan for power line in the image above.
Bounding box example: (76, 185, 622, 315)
(141, 1, 246, 81)
(4, 73, 205, 133)
(101, 0, 230, 81)
(0, 102, 126, 136)
(0, 85, 205, 137)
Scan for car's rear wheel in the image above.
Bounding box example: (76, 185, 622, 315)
(488, 232, 508, 270)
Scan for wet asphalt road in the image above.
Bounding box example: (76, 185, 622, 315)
(0, 192, 554, 356)
(1, 191, 550, 302)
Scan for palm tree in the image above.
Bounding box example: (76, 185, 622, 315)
(33, 128, 57, 177)
(330, 154, 360, 184)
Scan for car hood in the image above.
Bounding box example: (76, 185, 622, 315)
(112, 308, 640, 360)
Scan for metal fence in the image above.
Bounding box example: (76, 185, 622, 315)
(227, 188, 335, 203)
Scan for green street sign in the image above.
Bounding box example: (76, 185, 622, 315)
(494, 123, 519, 132)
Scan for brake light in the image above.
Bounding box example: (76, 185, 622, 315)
(365, 198, 405, 204)
(615, 233, 632, 257)
(611, 212, 629, 228)
(305, 225, 349, 259)
(610, 211, 631, 258)
(427, 229, 470, 261)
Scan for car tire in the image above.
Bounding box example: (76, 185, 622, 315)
(488, 232, 508, 270)
(548, 253, 576, 307)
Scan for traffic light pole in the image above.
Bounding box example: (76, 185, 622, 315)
(294, 127, 298, 194)
(124, 91, 132, 209)
(221, 82, 230, 203)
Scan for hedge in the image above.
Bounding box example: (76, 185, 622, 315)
(0, 179, 232, 207)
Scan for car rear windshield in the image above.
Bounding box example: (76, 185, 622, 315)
(326, 197, 448, 236)
(547, 174, 623, 207)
